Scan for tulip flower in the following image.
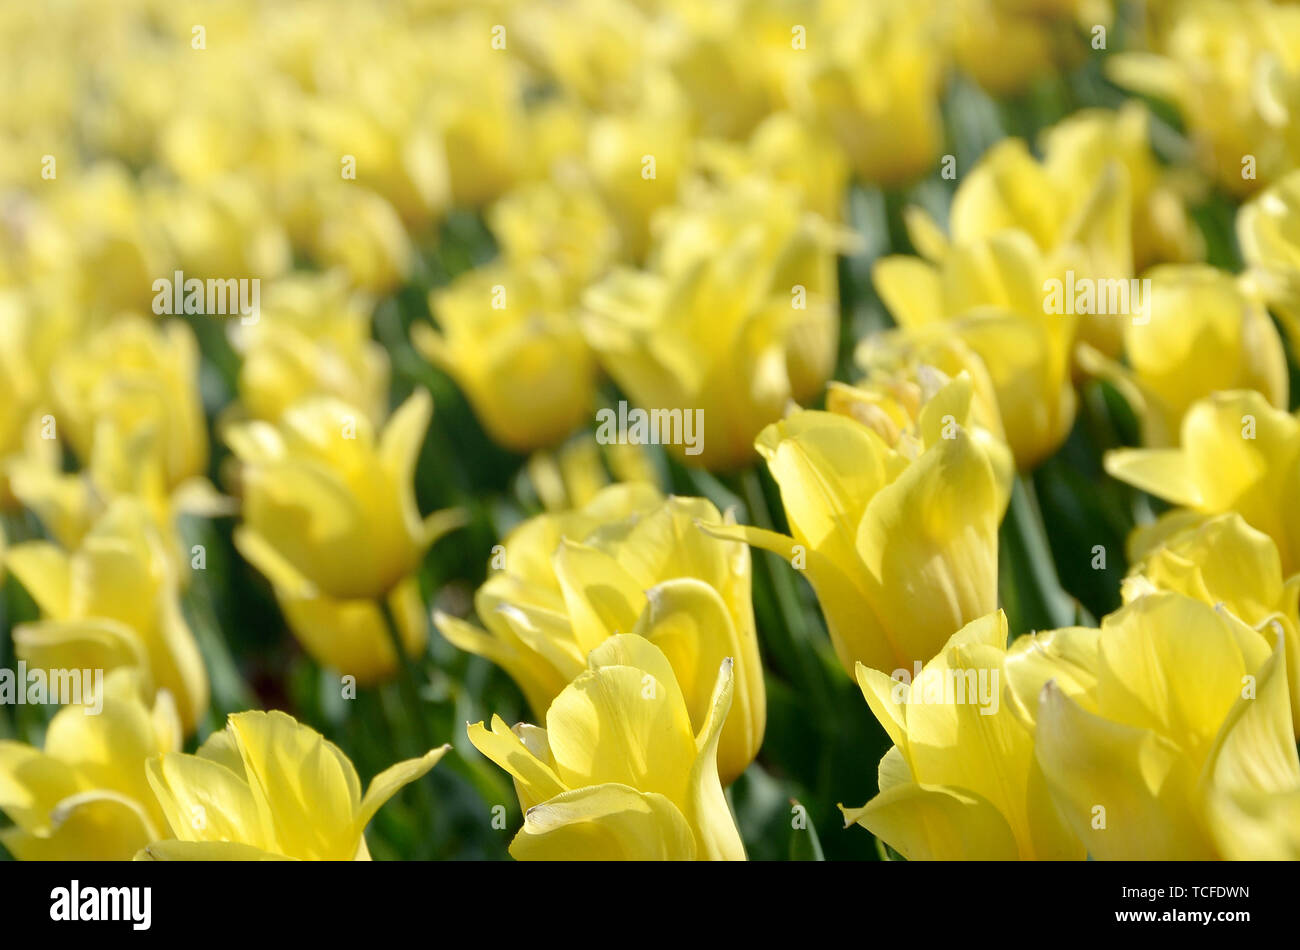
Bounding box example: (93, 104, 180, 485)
(1040, 103, 1204, 270)
(229, 271, 390, 427)
(703, 378, 1003, 678)
(846, 330, 1015, 503)
(487, 175, 622, 296)
(841, 611, 1084, 860)
(468, 634, 745, 860)
(1005, 591, 1299, 860)
(225, 391, 463, 681)
(1105, 390, 1300, 573)
(871, 228, 1079, 469)
(946, 0, 1093, 96)
(1238, 169, 1300, 349)
(413, 260, 597, 454)
(436, 484, 763, 783)
(1122, 513, 1300, 733)
(5, 499, 210, 734)
(140, 710, 448, 860)
(49, 315, 209, 492)
(582, 177, 845, 470)
(944, 138, 1133, 357)
(1109, 0, 1300, 195)
(790, 3, 944, 185)
(694, 112, 851, 225)
(1077, 266, 1289, 447)
(0, 670, 180, 861)
(0, 290, 74, 508)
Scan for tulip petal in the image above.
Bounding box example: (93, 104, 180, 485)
(356, 744, 450, 833)
(509, 784, 697, 861)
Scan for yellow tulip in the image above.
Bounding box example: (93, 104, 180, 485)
(0, 671, 180, 861)
(694, 112, 851, 225)
(703, 381, 1003, 678)
(140, 710, 448, 860)
(225, 391, 462, 681)
(468, 634, 745, 860)
(5, 499, 210, 734)
(414, 260, 597, 454)
(297, 185, 413, 295)
(790, 2, 944, 185)
(946, 0, 1096, 96)
(1109, 0, 1300, 196)
(145, 176, 292, 282)
(585, 106, 691, 262)
(1077, 266, 1289, 447)
(0, 289, 75, 507)
(1105, 390, 1300, 573)
(1239, 168, 1300, 349)
(299, 97, 450, 232)
(229, 271, 390, 428)
(487, 176, 622, 296)
(944, 137, 1134, 357)
(437, 484, 763, 784)
(842, 611, 1084, 860)
(1005, 591, 1299, 859)
(50, 315, 209, 491)
(1123, 513, 1300, 733)
(582, 178, 844, 470)
(845, 330, 1015, 502)
(1041, 103, 1204, 270)
(871, 228, 1078, 469)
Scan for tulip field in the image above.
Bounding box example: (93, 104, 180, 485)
(2, 0, 1300, 874)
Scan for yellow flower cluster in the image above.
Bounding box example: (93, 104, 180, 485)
(0, 0, 1298, 865)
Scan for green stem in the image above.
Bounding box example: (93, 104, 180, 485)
(736, 469, 836, 727)
(376, 595, 439, 851)
(999, 474, 1078, 637)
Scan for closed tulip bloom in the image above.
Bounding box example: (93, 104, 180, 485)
(5, 499, 209, 734)
(0, 671, 180, 861)
(703, 374, 1002, 677)
(468, 634, 745, 861)
(1122, 513, 1300, 733)
(437, 484, 763, 783)
(226, 391, 461, 680)
(694, 112, 851, 225)
(1041, 103, 1204, 270)
(50, 315, 209, 491)
(582, 178, 844, 470)
(488, 175, 622, 296)
(1105, 390, 1300, 573)
(842, 611, 1084, 860)
(791, 2, 944, 185)
(1238, 169, 1300, 348)
(1005, 591, 1300, 860)
(845, 331, 1015, 503)
(1109, 0, 1300, 196)
(300, 185, 413, 294)
(1077, 266, 1289, 447)
(947, 0, 1092, 96)
(943, 137, 1135, 356)
(871, 229, 1078, 469)
(141, 711, 448, 860)
(413, 261, 597, 454)
(230, 271, 390, 427)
